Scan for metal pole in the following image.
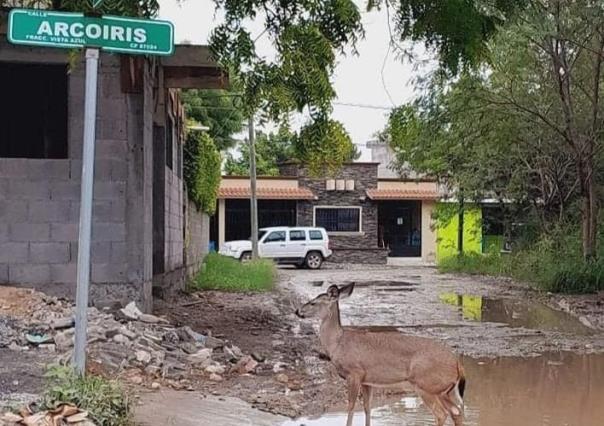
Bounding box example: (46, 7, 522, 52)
(74, 48, 100, 375)
(248, 116, 259, 259)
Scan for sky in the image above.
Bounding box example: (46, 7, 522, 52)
(158, 0, 428, 160)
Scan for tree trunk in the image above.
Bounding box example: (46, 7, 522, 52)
(457, 196, 464, 255)
(580, 158, 598, 260)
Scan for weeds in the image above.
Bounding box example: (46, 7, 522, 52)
(192, 253, 276, 292)
(438, 230, 604, 294)
(42, 366, 131, 426)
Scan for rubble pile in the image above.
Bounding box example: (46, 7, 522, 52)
(0, 287, 262, 387)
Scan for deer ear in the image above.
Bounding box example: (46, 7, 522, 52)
(326, 285, 340, 299)
(338, 283, 355, 299)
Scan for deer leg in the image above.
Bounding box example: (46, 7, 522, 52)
(440, 392, 464, 426)
(346, 375, 362, 426)
(417, 389, 448, 426)
(362, 385, 373, 426)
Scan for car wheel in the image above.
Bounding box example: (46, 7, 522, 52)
(240, 252, 252, 262)
(305, 252, 323, 270)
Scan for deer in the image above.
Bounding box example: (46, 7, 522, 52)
(295, 283, 465, 426)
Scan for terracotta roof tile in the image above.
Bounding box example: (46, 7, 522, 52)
(218, 187, 316, 200)
(366, 189, 439, 200)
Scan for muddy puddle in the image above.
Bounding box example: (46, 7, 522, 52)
(439, 293, 594, 335)
(283, 352, 604, 426)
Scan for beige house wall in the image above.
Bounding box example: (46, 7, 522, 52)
(377, 180, 438, 192)
(220, 177, 298, 189)
(421, 200, 437, 263)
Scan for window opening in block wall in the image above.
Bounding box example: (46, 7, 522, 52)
(0, 62, 68, 159)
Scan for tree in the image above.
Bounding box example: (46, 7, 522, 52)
(181, 90, 245, 151)
(0, 0, 160, 17)
(387, 0, 604, 260)
(224, 122, 361, 176)
(209, 0, 522, 172)
(224, 127, 295, 176)
(295, 116, 361, 176)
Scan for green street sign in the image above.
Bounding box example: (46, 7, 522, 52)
(8, 9, 174, 56)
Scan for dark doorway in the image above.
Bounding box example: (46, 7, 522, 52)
(225, 199, 297, 242)
(378, 201, 421, 257)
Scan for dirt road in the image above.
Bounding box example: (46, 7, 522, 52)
(143, 264, 604, 426)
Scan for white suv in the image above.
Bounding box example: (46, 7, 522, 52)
(219, 227, 332, 269)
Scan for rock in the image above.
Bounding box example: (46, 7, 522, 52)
(233, 355, 258, 374)
(139, 313, 167, 324)
(49, 317, 74, 330)
(163, 330, 180, 345)
(271, 340, 285, 347)
(272, 362, 287, 373)
(187, 348, 212, 365)
(118, 326, 137, 340)
(145, 365, 162, 376)
(54, 329, 75, 351)
(204, 336, 224, 349)
(275, 373, 289, 384)
(579, 316, 593, 328)
(205, 364, 226, 375)
(129, 375, 144, 385)
(251, 352, 265, 363)
(40, 343, 56, 352)
(151, 382, 161, 390)
(180, 342, 199, 354)
(121, 302, 143, 320)
(113, 334, 130, 345)
(8, 342, 23, 351)
(135, 350, 152, 365)
(209, 373, 223, 382)
(224, 345, 244, 360)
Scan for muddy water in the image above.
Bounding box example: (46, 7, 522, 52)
(283, 352, 604, 426)
(439, 293, 594, 335)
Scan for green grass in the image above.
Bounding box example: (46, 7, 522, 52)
(438, 238, 604, 294)
(42, 366, 131, 426)
(192, 253, 276, 292)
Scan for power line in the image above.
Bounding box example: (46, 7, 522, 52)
(333, 102, 394, 111)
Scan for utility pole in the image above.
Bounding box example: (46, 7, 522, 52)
(248, 116, 259, 258)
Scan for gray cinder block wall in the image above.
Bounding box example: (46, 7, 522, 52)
(0, 49, 153, 309)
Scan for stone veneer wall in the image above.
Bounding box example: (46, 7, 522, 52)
(286, 163, 388, 264)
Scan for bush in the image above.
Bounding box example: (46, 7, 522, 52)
(42, 366, 130, 426)
(192, 253, 276, 292)
(438, 229, 604, 294)
(184, 131, 221, 215)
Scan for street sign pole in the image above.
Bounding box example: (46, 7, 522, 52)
(73, 47, 100, 375)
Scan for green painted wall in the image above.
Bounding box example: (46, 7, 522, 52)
(436, 203, 483, 261)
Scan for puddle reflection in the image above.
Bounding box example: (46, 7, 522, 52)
(439, 293, 593, 335)
(283, 352, 604, 426)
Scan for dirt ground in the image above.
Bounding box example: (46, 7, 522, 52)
(150, 264, 604, 419)
(3, 264, 604, 423)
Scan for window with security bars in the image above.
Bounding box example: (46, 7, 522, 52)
(315, 207, 361, 232)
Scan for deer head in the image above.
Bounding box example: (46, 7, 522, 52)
(295, 283, 355, 320)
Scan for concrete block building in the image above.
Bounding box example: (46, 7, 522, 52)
(0, 12, 224, 311)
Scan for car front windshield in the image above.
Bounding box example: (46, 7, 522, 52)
(251, 230, 267, 240)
